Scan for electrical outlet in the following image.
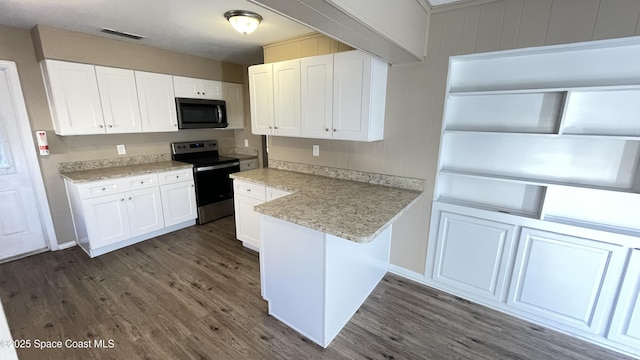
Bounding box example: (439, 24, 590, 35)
(117, 144, 126, 155)
(312, 145, 319, 157)
(244, 139, 249, 147)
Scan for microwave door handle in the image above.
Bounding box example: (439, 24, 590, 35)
(217, 105, 222, 123)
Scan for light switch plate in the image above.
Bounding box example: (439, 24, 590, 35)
(244, 139, 249, 147)
(117, 144, 126, 155)
(312, 145, 319, 157)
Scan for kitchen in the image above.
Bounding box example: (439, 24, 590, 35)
(1, 0, 640, 359)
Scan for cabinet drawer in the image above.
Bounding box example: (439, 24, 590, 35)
(78, 178, 129, 199)
(240, 159, 258, 171)
(234, 180, 266, 201)
(126, 173, 158, 190)
(158, 168, 193, 185)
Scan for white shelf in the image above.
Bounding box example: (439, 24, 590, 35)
(443, 130, 640, 141)
(448, 84, 640, 97)
(543, 216, 640, 239)
(439, 169, 639, 195)
(437, 197, 540, 220)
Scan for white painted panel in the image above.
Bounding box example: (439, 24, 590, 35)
(83, 193, 131, 248)
(433, 212, 516, 301)
(135, 71, 177, 132)
(437, 173, 544, 216)
(126, 187, 164, 237)
(543, 186, 640, 232)
(301, 54, 333, 139)
(508, 228, 625, 333)
(273, 59, 301, 137)
(608, 249, 640, 349)
(449, 41, 640, 91)
(441, 132, 640, 189)
(234, 195, 263, 249)
(325, 226, 390, 345)
(160, 182, 196, 227)
(222, 82, 245, 129)
(248, 64, 274, 135)
(95, 66, 142, 133)
(0, 189, 26, 237)
(333, 53, 365, 133)
(446, 92, 563, 133)
(261, 216, 325, 345)
(562, 89, 640, 136)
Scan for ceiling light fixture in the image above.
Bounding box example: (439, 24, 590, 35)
(224, 10, 263, 35)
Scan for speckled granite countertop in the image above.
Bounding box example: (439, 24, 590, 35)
(230, 168, 421, 243)
(227, 153, 258, 161)
(60, 161, 192, 183)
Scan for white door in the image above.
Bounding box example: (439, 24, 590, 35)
(95, 66, 142, 133)
(301, 54, 333, 139)
(432, 211, 517, 302)
(507, 228, 626, 334)
(234, 195, 263, 249)
(202, 80, 222, 100)
(126, 187, 165, 237)
(83, 193, 131, 248)
(135, 71, 178, 132)
(248, 64, 274, 135)
(160, 181, 197, 227)
(273, 59, 301, 137)
(222, 82, 245, 129)
(333, 51, 370, 141)
(608, 249, 640, 350)
(0, 70, 48, 260)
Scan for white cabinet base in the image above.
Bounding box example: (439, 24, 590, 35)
(77, 220, 194, 258)
(261, 215, 390, 347)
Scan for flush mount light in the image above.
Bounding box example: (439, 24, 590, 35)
(224, 10, 263, 35)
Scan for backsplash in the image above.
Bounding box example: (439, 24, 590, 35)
(269, 160, 424, 192)
(58, 153, 171, 172)
(219, 147, 259, 156)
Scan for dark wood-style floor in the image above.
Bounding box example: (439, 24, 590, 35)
(0, 216, 633, 360)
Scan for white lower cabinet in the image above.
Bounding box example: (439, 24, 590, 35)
(233, 179, 291, 251)
(65, 170, 196, 257)
(608, 249, 640, 350)
(507, 228, 627, 334)
(431, 211, 517, 302)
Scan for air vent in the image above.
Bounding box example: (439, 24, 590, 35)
(100, 27, 146, 40)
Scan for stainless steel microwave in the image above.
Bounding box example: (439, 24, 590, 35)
(175, 98, 228, 129)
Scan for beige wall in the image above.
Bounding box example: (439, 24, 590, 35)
(265, 0, 640, 274)
(0, 25, 260, 246)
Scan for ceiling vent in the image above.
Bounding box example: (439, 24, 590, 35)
(100, 27, 146, 40)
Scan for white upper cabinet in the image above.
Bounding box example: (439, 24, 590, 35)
(173, 76, 222, 100)
(135, 71, 178, 132)
(332, 50, 387, 141)
(250, 50, 388, 141)
(273, 59, 301, 137)
(249, 63, 275, 136)
(222, 82, 245, 129)
(41, 59, 105, 135)
(95, 66, 142, 134)
(301, 54, 333, 139)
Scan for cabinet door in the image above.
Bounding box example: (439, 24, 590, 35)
(301, 54, 333, 139)
(332, 51, 386, 141)
(608, 249, 640, 349)
(248, 64, 274, 135)
(431, 211, 517, 302)
(126, 187, 165, 237)
(41, 60, 105, 135)
(173, 76, 202, 98)
(222, 82, 245, 129)
(233, 194, 264, 249)
(507, 228, 626, 334)
(95, 66, 142, 133)
(273, 59, 301, 137)
(160, 181, 197, 227)
(83, 193, 131, 248)
(202, 80, 222, 100)
(135, 71, 178, 132)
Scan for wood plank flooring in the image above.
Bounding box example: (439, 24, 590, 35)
(0, 216, 634, 360)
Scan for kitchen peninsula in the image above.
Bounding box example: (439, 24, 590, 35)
(230, 168, 421, 347)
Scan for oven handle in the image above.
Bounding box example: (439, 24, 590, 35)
(195, 162, 240, 172)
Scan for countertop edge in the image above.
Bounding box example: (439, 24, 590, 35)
(61, 162, 193, 184)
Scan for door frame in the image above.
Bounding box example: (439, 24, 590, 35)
(1, 60, 57, 250)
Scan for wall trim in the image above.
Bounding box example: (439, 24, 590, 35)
(57, 241, 77, 251)
(388, 264, 426, 283)
(430, 0, 501, 14)
(0, 60, 58, 251)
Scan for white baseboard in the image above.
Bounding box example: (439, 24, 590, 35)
(388, 264, 426, 284)
(57, 241, 77, 250)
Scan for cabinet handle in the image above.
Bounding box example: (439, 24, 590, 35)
(107, 125, 113, 128)
(174, 124, 178, 127)
(176, 175, 180, 178)
(101, 187, 106, 191)
(99, 125, 104, 128)
(325, 128, 329, 132)
(120, 198, 125, 201)
(202, 92, 205, 95)
(268, 126, 272, 129)
(246, 189, 251, 192)
(140, 181, 144, 184)
(191, 184, 194, 187)
(333, 128, 337, 132)
(128, 197, 132, 200)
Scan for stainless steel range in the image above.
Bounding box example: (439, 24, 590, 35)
(171, 140, 240, 224)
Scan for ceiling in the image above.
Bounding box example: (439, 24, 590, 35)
(0, 0, 463, 65)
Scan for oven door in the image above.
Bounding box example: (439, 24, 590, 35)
(193, 162, 240, 223)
